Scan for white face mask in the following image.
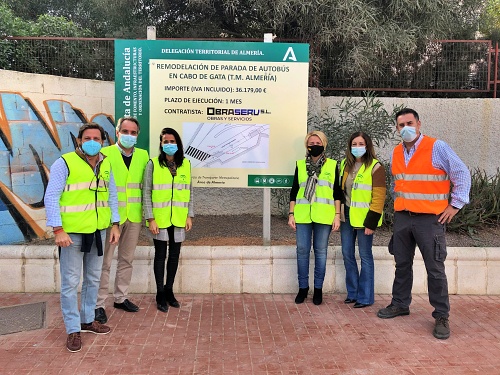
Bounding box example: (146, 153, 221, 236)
(351, 146, 366, 159)
(400, 126, 417, 142)
(119, 134, 137, 149)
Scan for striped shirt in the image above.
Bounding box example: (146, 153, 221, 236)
(390, 134, 471, 209)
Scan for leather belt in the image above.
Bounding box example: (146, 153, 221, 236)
(402, 210, 432, 216)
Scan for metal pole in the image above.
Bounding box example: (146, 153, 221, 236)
(147, 26, 156, 40)
(494, 41, 499, 99)
(262, 33, 273, 246)
(263, 188, 271, 246)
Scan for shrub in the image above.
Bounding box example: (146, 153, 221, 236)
(272, 92, 402, 216)
(448, 168, 500, 233)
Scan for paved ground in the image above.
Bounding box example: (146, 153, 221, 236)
(1, 293, 500, 374)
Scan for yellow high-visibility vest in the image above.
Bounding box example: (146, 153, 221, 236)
(340, 159, 383, 227)
(59, 152, 111, 233)
(101, 145, 149, 224)
(150, 157, 191, 228)
(294, 158, 337, 225)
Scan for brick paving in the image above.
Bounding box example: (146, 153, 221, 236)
(1, 293, 500, 374)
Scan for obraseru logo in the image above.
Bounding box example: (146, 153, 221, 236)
(207, 107, 260, 116)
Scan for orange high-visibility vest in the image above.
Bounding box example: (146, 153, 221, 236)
(392, 136, 450, 214)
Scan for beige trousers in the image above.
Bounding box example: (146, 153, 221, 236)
(96, 220, 142, 307)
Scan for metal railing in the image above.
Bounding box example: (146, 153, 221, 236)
(1, 37, 499, 97)
(314, 40, 499, 97)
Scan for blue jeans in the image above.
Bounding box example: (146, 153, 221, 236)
(296, 222, 332, 289)
(340, 206, 375, 305)
(59, 232, 105, 334)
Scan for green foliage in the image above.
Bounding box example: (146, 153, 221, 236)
(190, 0, 484, 87)
(448, 168, 500, 233)
(479, 0, 500, 41)
(272, 93, 403, 216)
(310, 93, 402, 162)
(0, 2, 90, 37)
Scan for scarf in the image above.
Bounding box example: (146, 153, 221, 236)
(304, 154, 326, 202)
(167, 160, 177, 176)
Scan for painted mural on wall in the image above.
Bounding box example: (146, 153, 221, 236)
(0, 91, 115, 244)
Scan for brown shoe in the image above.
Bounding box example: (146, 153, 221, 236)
(81, 321, 111, 335)
(66, 332, 82, 352)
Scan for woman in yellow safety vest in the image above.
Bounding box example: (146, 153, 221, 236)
(143, 128, 193, 313)
(339, 131, 386, 308)
(288, 131, 342, 305)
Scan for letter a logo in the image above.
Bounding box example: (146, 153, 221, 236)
(283, 47, 297, 62)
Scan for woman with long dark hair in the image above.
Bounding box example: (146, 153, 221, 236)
(340, 131, 386, 308)
(143, 127, 193, 312)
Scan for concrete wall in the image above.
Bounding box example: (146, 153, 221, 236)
(2, 245, 500, 295)
(316, 96, 500, 176)
(0, 69, 499, 244)
(0, 70, 115, 244)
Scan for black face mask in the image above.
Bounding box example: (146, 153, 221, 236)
(308, 145, 324, 157)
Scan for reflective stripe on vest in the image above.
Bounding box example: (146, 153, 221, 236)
(340, 158, 383, 227)
(150, 157, 191, 228)
(294, 158, 337, 225)
(392, 136, 450, 214)
(101, 146, 149, 224)
(59, 152, 111, 233)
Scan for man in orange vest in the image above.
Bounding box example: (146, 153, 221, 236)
(377, 108, 471, 340)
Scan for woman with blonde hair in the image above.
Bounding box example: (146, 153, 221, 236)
(340, 131, 386, 308)
(288, 130, 342, 305)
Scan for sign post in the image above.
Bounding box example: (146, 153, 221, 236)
(115, 39, 309, 244)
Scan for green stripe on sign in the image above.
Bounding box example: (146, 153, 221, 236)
(248, 175, 294, 187)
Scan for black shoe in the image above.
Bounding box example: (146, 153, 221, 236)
(433, 316, 450, 340)
(294, 287, 309, 304)
(313, 288, 322, 305)
(94, 307, 108, 324)
(377, 303, 410, 319)
(113, 299, 139, 312)
(353, 302, 371, 308)
(165, 288, 180, 308)
(344, 298, 357, 304)
(156, 291, 168, 313)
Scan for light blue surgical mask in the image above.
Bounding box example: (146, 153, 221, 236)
(119, 134, 137, 149)
(351, 146, 366, 159)
(162, 143, 178, 156)
(400, 126, 417, 142)
(81, 140, 102, 156)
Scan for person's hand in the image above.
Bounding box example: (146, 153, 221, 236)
(55, 231, 73, 248)
(364, 228, 374, 236)
(185, 217, 193, 232)
(439, 204, 460, 224)
(332, 215, 341, 231)
(148, 219, 159, 235)
(109, 225, 120, 244)
(288, 214, 296, 231)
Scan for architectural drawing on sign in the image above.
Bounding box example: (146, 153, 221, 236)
(183, 123, 270, 169)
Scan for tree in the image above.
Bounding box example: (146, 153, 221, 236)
(188, 0, 485, 88)
(479, 0, 500, 41)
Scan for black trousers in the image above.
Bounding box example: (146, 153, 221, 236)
(390, 211, 449, 318)
(153, 226, 182, 292)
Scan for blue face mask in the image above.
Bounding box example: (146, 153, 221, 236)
(119, 134, 137, 149)
(400, 126, 417, 142)
(81, 140, 102, 156)
(351, 146, 366, 159)
(162, 143, 178, 156)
